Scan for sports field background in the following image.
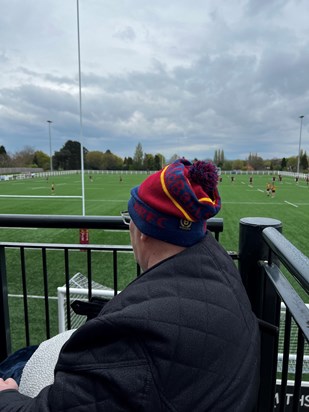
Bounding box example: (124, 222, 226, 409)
(0, 171, 308, 350)
(0, 172, 308, 254)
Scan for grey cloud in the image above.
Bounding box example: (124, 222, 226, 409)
(245, 0, 290, 17)
(0, 51, 9, 63)
(257, 47, 309, 97)
(17, 67, 76, 87)
(113, 26, 136, 42)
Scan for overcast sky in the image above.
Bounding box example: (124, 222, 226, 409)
(0, 0, 308, 162)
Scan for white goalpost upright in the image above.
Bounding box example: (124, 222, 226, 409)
(76, 0, 86, 217)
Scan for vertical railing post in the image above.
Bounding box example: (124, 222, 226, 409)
(0, 245, 11, 361)
(238, 217, 282, 317)
(238, 217, 282, 412)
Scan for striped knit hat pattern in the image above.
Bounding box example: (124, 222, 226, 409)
(128, 158, 221, 246)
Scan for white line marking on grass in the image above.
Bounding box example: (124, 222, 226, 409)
(32, 187, 49, 190)
(284, 200, 298, 208)
(223, 201, 282, 205)
(0, 195, 82, 199)
(241, 181, 245, 184)
(257, 189, 264, 193)
(87, 199, 128, 202)
(8, 294, 58, 300)
(0, 227, 38, 230)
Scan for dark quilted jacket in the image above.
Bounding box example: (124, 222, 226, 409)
(0, 232, 260, 411)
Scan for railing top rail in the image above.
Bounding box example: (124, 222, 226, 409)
(260, 260, 309, 342)
(0, 214, 127, 230)
(0, 242, 133, 251)
(262, 226, 309, 294)
(0, 214, 223, 232)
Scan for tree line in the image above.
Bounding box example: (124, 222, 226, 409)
(0, 143, 308, 173)
(213, 149, 308, 172)
(0, 141, 166, 172)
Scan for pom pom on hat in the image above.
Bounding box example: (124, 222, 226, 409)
(128, 158, 221, 246)
(188, 160, 218, 194)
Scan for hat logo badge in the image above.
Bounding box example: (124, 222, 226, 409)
(179, 219, 192, 231)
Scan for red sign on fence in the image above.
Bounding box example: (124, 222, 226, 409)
(79, 228, 89, 249)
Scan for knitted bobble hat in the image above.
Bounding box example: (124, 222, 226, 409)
(128, 158, 221, 246)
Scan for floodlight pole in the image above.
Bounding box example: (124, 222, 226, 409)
(76, 0, 86, 216)
(296, 115, 304, 176)
(47, 120, 53, 172)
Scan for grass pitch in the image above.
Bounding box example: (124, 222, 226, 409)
(0, 172, 307, 254)
(0, 171, 308, 350)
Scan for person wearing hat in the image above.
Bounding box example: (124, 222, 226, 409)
(0, 158, 260, 411)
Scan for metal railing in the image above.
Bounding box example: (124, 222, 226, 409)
(0, 214, 223, 362)
(238, 217, 309, 412)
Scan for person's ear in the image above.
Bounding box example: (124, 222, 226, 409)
(140, 233, 149, 242)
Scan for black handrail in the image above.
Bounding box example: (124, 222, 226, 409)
(0, 214, 127, 229)
(0, 215, 223, 363)
(0, 214, 223, 239)
(262, 227, 309, 294)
